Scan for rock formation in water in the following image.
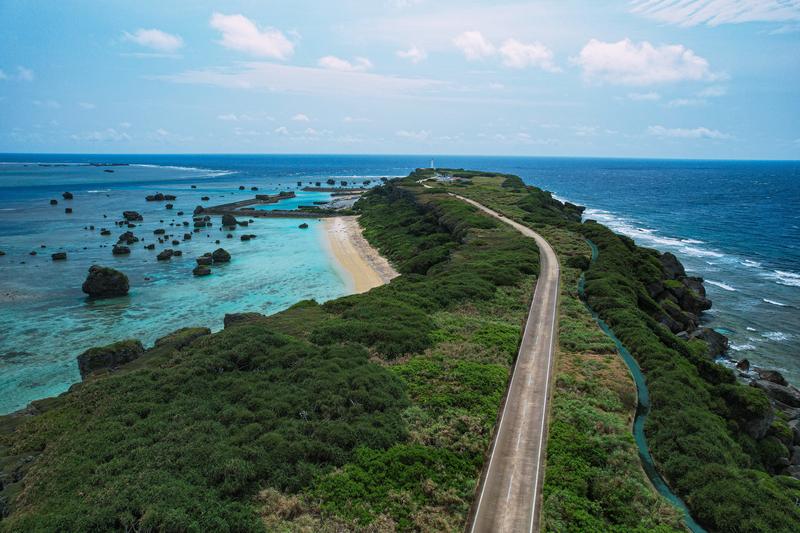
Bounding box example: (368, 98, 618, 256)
(81, 265, 129, 298)
(77, 339, 144, 379)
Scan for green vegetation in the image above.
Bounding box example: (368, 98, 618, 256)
(4, 169, 796, 532)
(0, 176, 538, 531)
(425, 169, 800, 532)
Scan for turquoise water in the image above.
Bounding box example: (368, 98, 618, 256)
(580, 240, 705, 533)
(0, 163, 351, 413)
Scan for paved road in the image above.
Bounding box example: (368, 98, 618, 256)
(453, 194, 561, 533)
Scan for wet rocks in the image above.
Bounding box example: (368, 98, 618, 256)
(193, 265, 211, 276)
(183, 233, 192, 240)
(144, 243, 155, 250)
(62, 191, 73, 200)
(118, 231, 138, 245)
(298, 223, 309, 229)
(145, 193, 165, 202)
(100, 229, 111, 236)
(239, 185, 245, 190)
(250, 187, 258, 191)
(51, 252, 67, 261)
(736, 359, 751, 372)
(77, 339, 143, 379)
(240, 234, 256, 241)
(112, 244, 130, 255)
(193, 205, 204, 215)
(81, 265, 129, 298)
(752, 380, 800, 408)
(165, 203, 174, 210)
(212, 248, 231, 263)
(164, 194, 177, 201)
(201, 196, 210, 201)
(756, 368, 789, 386)
(222, 214, 238, 227)
(196, 255, 212, 266)
(157, 249, 174, 261)
(153, 228, 166, 235)
(49, 199, 58, 205)
(65, 207, 73, 214)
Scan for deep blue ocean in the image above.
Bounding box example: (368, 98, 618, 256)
(1, 154, 798, 414)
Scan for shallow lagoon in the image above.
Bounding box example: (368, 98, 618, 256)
(0, 163, 350, 413)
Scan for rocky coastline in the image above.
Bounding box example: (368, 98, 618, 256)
(651, 250, 800, 478)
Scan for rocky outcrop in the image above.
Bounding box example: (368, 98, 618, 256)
(112, 244, 130, 255)
(118, 231, 138, 245)
(192, 266, 211, 276)
(82, 266, 129, 298)
(689, 328, 729, 358)
(221, 214, 238, 227)
(752, 380, 800, 408)
(211, 248, 231, 263)
(756, 369, 788, 386)
(65, 208, 73, 214)
(122, 211, 143, 221)
(77, 339, 144, 379)
(62, 191, 73, 200)
(49, 199, 58, 205)
(196, 255, 212, 266)
(298, 223, 309, 229)
(157, 249, 174, 261)
(51, 252, 67, 261)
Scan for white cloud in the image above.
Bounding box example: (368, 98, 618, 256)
(119, 122, 132, 129)
(453, 31, 495, 60)
(628, 91, 661, 101)
(498, 38, 559, 71)
(343, 116, 371, 123)
(291, 113, 310, 122)
(16, 66, 34, 81)
(698, 85, 727, 97)
(71, 128, 132, 142)
(32, 99, 60, 109)
(396, 46, 427, 63)
(123, 28, 183, 52)
(210, 12, 294, 60)
(274, 126, 289, 135)
(1, 66, 34, 82)
(304, 127, 320, 136)
(161, 61, 443, 97)
(647, 125, 730, 139)
(79, 102, 96, 109)
(666, 98, 704, 107)
(630, 0, 800, 27)
(396, 129, 430, 140)
(573, 125, 598, 136)
(574, 38, 719, 85)
(217, 113, 239, 121)
(318, 55, 373, 72)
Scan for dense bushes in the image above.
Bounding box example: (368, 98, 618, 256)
(580, 221, 800, 531)
(1, 327, 408, 531)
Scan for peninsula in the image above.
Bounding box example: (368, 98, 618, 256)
(1, 170, 798, 533)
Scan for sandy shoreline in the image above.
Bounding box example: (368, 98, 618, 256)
(322, 216, 399, 294)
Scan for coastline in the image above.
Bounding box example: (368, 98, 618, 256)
(322, 216, 398, 294)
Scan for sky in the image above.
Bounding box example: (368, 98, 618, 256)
(0, 0, 798, 159)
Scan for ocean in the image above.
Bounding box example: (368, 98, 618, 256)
(1, 154, 798, 413)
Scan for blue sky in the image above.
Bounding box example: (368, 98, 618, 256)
(0, 0, 798, 158)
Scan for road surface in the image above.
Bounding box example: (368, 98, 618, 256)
(451, 192, 560, 533)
